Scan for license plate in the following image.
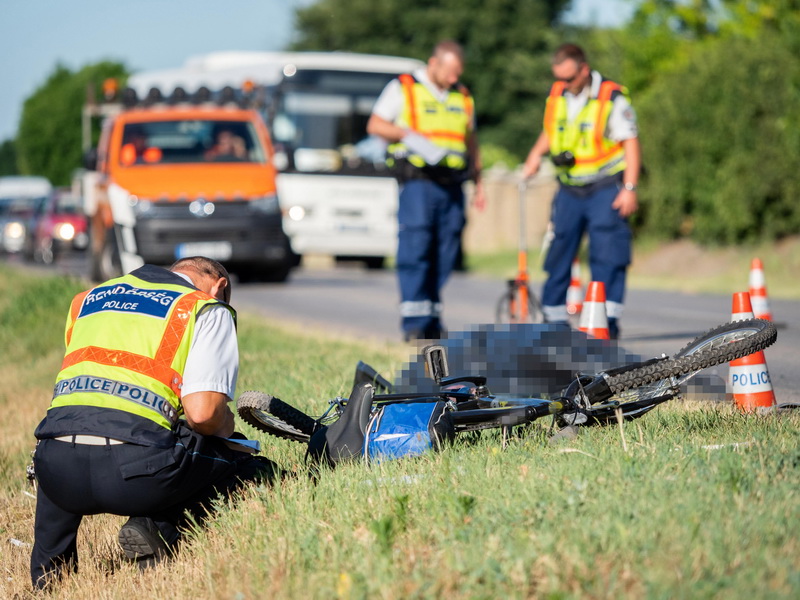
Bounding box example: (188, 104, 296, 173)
(175, 241, 233, 261)
(336, 223, 369, 233)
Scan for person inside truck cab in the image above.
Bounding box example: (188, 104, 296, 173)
(205, 128, 247, 161)
(120, 127, 162, 166)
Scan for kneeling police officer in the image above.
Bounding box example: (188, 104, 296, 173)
(30, 256, 276, 589)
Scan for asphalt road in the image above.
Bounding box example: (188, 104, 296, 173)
(9, 252, 798, 405)
(233, 264, 800, 406)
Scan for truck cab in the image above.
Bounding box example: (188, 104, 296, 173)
(83, 83, 293, 282)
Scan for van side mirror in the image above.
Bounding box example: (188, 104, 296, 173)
(423, 344, 449, 384)
(83, 148, 98, 171)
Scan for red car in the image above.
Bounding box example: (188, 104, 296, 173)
(28, 188, 89, 264)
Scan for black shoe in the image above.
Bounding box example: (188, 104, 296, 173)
(403, 329, 423, 342)
(403, 327, 445, 342)
(119, 517, 172, 570)
(608, 318, 620, 340)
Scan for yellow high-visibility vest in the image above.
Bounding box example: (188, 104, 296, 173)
(544, 79, 628, 186)
(50, 272, 232, 430)
(388, 73, 473, 171)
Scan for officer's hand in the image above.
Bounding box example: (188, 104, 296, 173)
(521, 155, 542, 180)
(471, 181, 486, 212)
(612, 189, 638, 217)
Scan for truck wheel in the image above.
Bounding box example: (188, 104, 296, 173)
(260, 263, 291, 283)
(90, 229, 122, 282)
(237, 262, 292, 284)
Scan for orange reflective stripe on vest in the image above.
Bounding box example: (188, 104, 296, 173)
(594, 81, 619, 149)
(399, 74, 418, 130)
(543, 81, 566, 136)
(65, 291, 89, 347)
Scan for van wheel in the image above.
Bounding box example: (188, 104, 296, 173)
(363, 256, 385, 270)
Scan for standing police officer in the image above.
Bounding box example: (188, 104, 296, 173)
(368, 40, 485, 341)
(30, 257, 276, 589)
(522, 43, 641, 339)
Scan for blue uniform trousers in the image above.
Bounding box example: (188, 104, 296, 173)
(396, 179, 465, 338)
(542, 179, 631, 322)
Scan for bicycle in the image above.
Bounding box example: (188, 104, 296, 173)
(495, 180, 544, 324)
(237, 318, 777, 466)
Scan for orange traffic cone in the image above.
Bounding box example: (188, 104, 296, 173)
(566, 259, 583, 316)
(578, 281, 609, 339)
(748, 258, 772, 321)
(729, 291, 776, 412)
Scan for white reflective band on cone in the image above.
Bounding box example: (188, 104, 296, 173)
(750, 296, 770, 316)
(729, 365, 772, 393)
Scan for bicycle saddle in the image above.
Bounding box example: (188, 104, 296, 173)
(307, 382, 374, 468)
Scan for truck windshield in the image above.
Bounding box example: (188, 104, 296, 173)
(271, 70, 397, 175)
(119, 120, 266, 166)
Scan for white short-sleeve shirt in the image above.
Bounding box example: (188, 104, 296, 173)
(174, 272, 239, 399)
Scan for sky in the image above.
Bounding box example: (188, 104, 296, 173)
(0, 0, 636, 142)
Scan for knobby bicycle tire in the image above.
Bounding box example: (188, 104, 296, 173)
(237, 391, 317, 443)
(605, 319, 776, 396)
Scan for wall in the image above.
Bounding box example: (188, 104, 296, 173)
(463, 164, 558, 254)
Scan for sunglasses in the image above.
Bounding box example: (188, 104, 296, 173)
(556, 70, 583, 84)
(555, 62, 586, 84)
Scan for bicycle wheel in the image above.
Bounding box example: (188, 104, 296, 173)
(237, 391, 317, 443)
(495, 284, 543, 324)
(606, 319, 777, 396)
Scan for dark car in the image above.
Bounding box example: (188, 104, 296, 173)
(27, 188, 89, 264)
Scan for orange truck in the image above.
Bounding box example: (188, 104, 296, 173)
(81, 81, 294, 282)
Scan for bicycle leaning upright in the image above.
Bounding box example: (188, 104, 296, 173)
(495, 180, 544, 324)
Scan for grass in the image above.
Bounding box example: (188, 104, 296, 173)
(1, 263, 799, 599)
(466, 235, 800, 300)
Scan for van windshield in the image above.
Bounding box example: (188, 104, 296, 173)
(119, 120, 267, 166)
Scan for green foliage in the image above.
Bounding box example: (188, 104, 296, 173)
(637, 34, 800, 243)
(479, 142, 521, 170)
(0, 265, 86, 361)
(16, 61, 128, 186)
(291, 0, 571, 157)
(0, 139, 18, 176)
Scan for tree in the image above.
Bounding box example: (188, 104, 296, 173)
(0, 139, 18, 176)
(291, 0, 573, 159)
(636, 33, 800, 243)
(16, 61, 127, 186)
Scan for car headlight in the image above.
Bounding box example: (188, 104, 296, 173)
(287, 205, 307, 221)
(54, 222, 76, 241)
(251, 194, 280, 214)
(4, 221, 25, 240)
